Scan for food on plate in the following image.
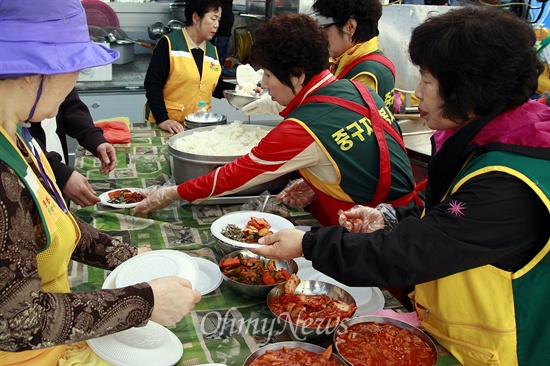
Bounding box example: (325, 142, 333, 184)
(221, 216, 274, 243)
(335, 322, 436, 366)
(107, 189, 145, 204)
(219, 253, 291, 285)
(249, 345, 340, 366)
(170, 122, 268, 156)
(269, 274, 357, 328)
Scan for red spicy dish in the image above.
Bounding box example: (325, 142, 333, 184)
(107, 189, 145, 204)
(268, 275, 357, 328)
(219, 254, 292, 286)
(334, 322, 436, 366)
(249, 345, 340, 366)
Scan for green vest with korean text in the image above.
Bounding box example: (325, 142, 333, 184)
(413, 150, 550, 365)
(286, 81, 415, 207)
(338, 51, 395, 111)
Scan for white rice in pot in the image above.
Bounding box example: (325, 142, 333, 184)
(171, 121, 269, 156)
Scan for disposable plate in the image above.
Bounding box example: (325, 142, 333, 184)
(98, 188, 144, 209)
(87, 321, 183, 366)
(105, 250, 199, 290)
(210, 211, 294, 249)
(194, 257, 223, 295)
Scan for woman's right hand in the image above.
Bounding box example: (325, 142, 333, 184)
(132, 186, 181, 215)
(158, 119, 185, 134)
(148, 276, 201, 326)
(276, 178, 316, 208)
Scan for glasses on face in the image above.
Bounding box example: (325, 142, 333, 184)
(320, 23, 336, 29)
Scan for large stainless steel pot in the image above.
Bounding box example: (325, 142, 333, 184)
(167, 125, 290, 196)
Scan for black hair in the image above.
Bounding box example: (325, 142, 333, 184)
(312, 0, 382, 43)
(409, 6, 543, 122)
(251, 14, 330, 93)
(184, 0, 222, 25)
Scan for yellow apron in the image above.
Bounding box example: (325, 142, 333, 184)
(0, 126, 95, 365)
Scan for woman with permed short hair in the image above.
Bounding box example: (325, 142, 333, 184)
(134, 14, 420, 228)
(144, 0, 235, 134)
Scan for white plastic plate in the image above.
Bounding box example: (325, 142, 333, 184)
(98, 188, 144, 208)
(210, 211, 294, 249)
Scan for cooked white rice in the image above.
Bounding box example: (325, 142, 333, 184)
(171, 121, 269, 156)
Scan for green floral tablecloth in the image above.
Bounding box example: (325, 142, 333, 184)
(68, 122, 460, 365)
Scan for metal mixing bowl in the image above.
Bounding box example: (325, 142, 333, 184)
(219, 249, 298, 298)
(333, 315, 438, 366)
(167, 125, 290, 195)
(267, 280, 357, 339)
(184, 112, 226, 129)
(243, 341, 346, 366)
(217, 238, 243, 256)
(223, 89, 261, 109)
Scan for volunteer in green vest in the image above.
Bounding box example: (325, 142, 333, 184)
(134, 14, 421, 227)
(244, 0, 403, 212)
(144, 0, 235, 134)
(311, 0, 395, 111)
(0, 1, 201, 364)
(251, 7, 550, 365)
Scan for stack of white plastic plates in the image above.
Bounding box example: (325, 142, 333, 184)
(87, 321, 183, 366)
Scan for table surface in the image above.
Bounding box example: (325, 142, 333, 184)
(68, 122, 460, 365)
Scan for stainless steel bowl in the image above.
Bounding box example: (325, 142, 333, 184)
(167, 125, 291, 195)
(243, 341, 346, 366)
(333, 315, 438, 366)
(217, 238, 244, 256)
(184, 112, 227, 130)
(267, 280, 357, 339)
(223, 89, 261, 109)
(220, 250, 298, 298)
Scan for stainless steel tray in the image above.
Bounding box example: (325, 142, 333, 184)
(188, 195, 261, 206)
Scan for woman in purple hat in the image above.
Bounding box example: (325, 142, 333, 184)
(0, 0, 201, 364)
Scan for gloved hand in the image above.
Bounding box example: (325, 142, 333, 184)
(338, 204, 392, 233)
(276, 178, 317, 209)
(132, 186, 181, 215)
(241, 92, 284, 115)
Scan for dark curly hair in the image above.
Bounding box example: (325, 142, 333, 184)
(312, 0, 382, 43)
(409, 7, 543, 122)
(251, 14, 329, 93)
(184, 0, 221, 25)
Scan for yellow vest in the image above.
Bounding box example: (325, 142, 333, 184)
(145, 30, 222, 123)
(0, 126, 80, 365)
(412, 151, 550, 365)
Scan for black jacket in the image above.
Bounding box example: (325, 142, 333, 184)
(28, 88, 108, 188)
(302, 108, 550, 287)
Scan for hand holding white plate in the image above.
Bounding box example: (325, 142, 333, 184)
(210, 211, 294, 249)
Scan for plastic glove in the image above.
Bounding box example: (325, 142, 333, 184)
(132, 186, 181, 215)
(276, 178, 317, 209)
(338, 204, 387, 233)
(241, 92, 284, 115)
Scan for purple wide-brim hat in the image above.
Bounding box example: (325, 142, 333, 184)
(0, 0, 119, 78)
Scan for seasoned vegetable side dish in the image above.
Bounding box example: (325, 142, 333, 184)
(220, 254, 292, 285)
(107, 189, 145, 204)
